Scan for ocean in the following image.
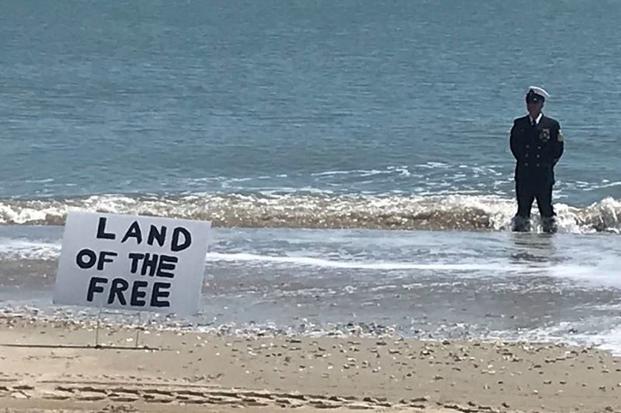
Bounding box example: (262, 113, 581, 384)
(1, 0, 620, 352)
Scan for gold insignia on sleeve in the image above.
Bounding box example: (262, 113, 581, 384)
(558, 129, 564, 142)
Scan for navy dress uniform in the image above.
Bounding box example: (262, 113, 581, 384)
(510, 87, 564, 233)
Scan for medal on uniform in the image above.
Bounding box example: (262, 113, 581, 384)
(539, 128, 550, 142)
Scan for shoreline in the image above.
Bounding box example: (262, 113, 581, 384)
(2, 316, 621, 412)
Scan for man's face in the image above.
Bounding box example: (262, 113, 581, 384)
(526, 99, 543, 117)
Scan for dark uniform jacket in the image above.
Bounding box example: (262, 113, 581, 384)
(510, 114, 564, 188)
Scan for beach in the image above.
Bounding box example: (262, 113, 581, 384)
(2, 224, 621, 413)
(2, 314, 621, 413)
(2, 1, 621, 412)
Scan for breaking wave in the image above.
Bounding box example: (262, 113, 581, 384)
(0, 193, 619, 233)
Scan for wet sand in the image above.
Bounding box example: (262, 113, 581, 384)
(1, 314, 621, 412)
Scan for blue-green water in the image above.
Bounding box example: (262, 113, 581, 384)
(0, 0, 619, 231)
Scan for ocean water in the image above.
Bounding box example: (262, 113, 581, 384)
(2, 226, 621, 353)
(1, 1, 621, 351)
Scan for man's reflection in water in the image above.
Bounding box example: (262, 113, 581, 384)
(509, 231, 558, 266)
(500, 232, 567, 332)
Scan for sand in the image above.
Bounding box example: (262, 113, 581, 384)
(1, 314, 621, 413)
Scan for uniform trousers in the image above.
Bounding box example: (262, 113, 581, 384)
(515, 180, 555, 218)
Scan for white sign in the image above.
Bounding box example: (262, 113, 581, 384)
(54, 211, 210, 315)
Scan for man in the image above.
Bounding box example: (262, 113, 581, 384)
(510, 86, 564, 233)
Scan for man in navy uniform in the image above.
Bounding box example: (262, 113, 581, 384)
(510, 86, 564, 233)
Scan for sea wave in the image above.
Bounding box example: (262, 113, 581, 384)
(0, 193, 619, 233)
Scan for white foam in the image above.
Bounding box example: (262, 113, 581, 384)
(206, 252, 529, 272)
(548, 258, 621, 288)
(580, 326, 621, 355)
(512, 322, 621, 356)
(0, 239, 60, 260)
(0, 193, 619, 233)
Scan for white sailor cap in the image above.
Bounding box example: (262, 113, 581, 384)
(526, 86, 550, 102)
